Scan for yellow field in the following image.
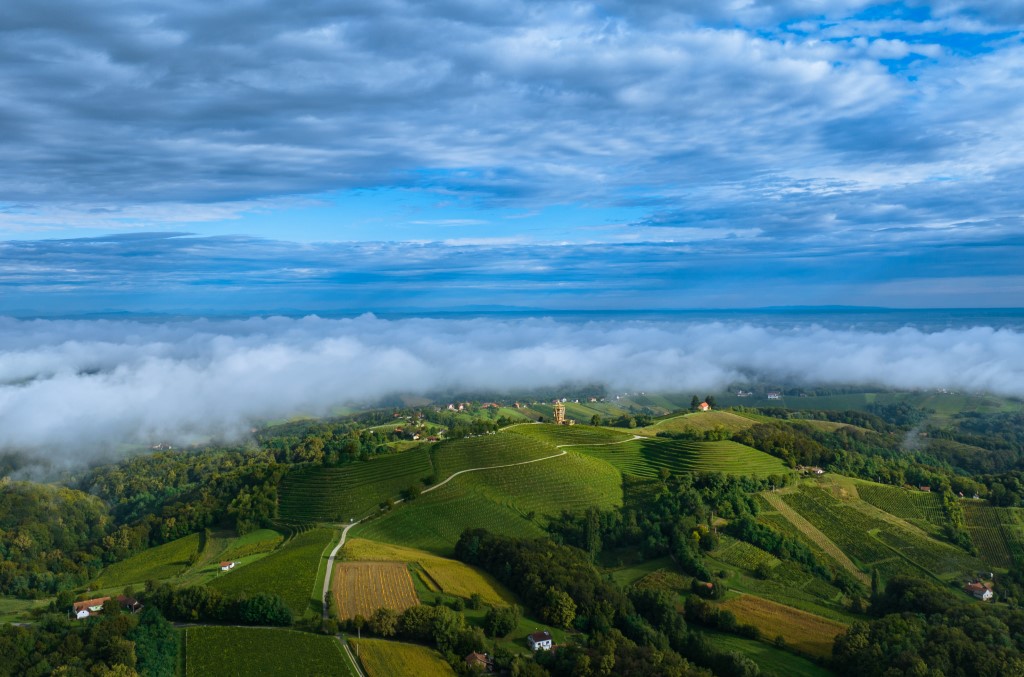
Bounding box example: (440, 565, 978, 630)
(350, 638, 455, 677)
(720, 594, 848, 658)
(343, 538, 516, 605)
(332, 561, 419, 620)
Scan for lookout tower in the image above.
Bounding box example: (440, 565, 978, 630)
(552, 400, 566, 425)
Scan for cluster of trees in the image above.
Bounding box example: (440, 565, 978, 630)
(834, 576, 1024, 675)
(0, 605, 178, 677)
(146, 583, 292, 626)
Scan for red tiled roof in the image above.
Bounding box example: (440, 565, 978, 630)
(73, 596, 111, 612)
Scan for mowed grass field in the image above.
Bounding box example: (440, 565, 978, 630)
(350, 638, 455, 677)
(208, 527, 335, 617)
(93, 532, 202, 589)
(343, 538, 515, 605)
(720, 594, 848, 658)
(332, 561, 419, 620)
(186, 626, 356, 677)
(354, 451, 622, 555)
(278, 448, 433, 523)
(572, 437, 789, 479)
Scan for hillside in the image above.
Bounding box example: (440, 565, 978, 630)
(571, 436, 790, 478)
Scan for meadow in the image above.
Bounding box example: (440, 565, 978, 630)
(571, 437, 789, 478)
(354, 451, 622, 555)
(349, 638, 455, 677)
(93, 532, 201, 589)
(702, 630, 833, 677)
(185, 626, 355, 677)
(719, 594, 848, 658)
(332, 561, 419, 620)
(208, 527, 335, 617)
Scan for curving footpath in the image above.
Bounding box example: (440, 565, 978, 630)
(320, 432, 642, 618)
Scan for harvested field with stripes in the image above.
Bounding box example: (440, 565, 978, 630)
(720, 594, 848, 658)
(332, 561, 419, 620)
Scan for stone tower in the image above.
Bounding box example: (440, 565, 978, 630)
(552, 400, 566, 425)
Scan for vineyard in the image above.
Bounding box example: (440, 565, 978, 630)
(856, 483, 946, 532)
(353, 451, 622, 555)
(218, 528, 285, 562)
(331, 561, 419, 620)
(637, 411, 757, 436)
(570, 437, 789, 479)
(780, 486, 980, 579)
(185, 626, 355, 677)
(93, 532, 201, 589)
(703, 630, 832, 677)
(509, 423, 634, 446)
(349, 638, 455, 677)
(719, 594, 848, 658)
(430, 432, 559, 477)
(342, 538, 515, 605)
(277, 448, 433, 524)
(963, 502, 1016, 568)
(209, 527, 335, 617)
(713, 537, 781, 573)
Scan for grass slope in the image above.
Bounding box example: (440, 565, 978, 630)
(702, 630, 833, 677)
(350, 638, 455, 677)
(509, 423, 634, 446)
(637, 411, 757, 437)
(278, 449, 433, 523)
(354, 451, 622, 555)
(185, 626, 355, 677)
(94, 533, 201, 589)
(208, 527, 335, 617)
(572, 437, 789, 478)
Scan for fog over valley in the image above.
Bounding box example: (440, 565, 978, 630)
(2, 314, 1022, 465)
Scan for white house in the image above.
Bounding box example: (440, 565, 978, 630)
(527, 631, 553, 651)
(73, 596, 110, 620)
(220, 561, 236, 571)
(966, 582, 993, 601)
(767, 392, 782, 400)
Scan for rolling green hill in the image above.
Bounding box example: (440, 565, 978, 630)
(571, 437, 790, 478)
(637, 410, 758, 436)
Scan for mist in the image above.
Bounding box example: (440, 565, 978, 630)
(2, 314, 1023, 466)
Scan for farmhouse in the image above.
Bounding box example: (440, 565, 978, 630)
(965, 582, 994, 601)
(220, 561, 236, 571)
(767, 392, 782, 400)
(527, 630, 553, 651)
(73, 596, 111, 620)
(465, 651, 492, 672)
(698, 401, 711, 411)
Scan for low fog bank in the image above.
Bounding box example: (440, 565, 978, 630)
(1, 314, 1022, 465)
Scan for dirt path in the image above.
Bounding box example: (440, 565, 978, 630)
(762, 492, 869, 585)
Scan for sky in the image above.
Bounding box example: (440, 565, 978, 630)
(1, 1, 1023, 312)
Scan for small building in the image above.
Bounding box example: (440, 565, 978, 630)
(220, 561, 236, 571)
(919, 486, 931, 493)
(73, 596, 111, 620)
(117, 595, 143, 613)
(698, 401, 711, 412)
(527, 630, 553, 651)
(767, 392, 782, 400)
(465, 651, 491, 672)
(966, 582, 993, 601)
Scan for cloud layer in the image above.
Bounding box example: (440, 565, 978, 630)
(2, 314, 1023, 464)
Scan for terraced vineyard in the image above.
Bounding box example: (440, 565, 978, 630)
(430, 432, 559, 477)
(331, 561, 419, 620)
(278, 448, 433, 523)
(637, 411, 757, 436)
(963, 502, 1015, 568)
(209, 527, 335, 617)
(781, 486, 980, 579)
(856, 483, 945, 531)
(509, 423, 634, 446)
(354, 451, 622, 555)
(572, 437, 789, 478)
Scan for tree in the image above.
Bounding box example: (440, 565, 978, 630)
(705, 395, 717, 409)
(430, 605, 464, 653)
(690, 396, 701, 411)
(369, 607, 398, 637)
(591, 414, 602, 426)
(484, 605, 521, 637)
(542, 587, 577, 628)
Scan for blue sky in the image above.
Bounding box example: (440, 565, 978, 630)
(2, 1, 1023, 313)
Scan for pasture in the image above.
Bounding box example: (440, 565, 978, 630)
(332, 561, 419, 620)
(208, 527, 335, 617)
(354, 451, 622, 555)
(349, 638, 455, 677)
(342, 538, 515, 605)
(278, 448, 433, 523)
(720, 594, 848, 658)
(572, 437, 789, 478)
(185, 626, 355, 677)
(93, 532, 201, 589)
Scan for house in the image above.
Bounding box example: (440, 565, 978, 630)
(527, 630, 553, 651)
(220, 561, 236, 571)
(965, 582, 993, 601)
(767, 392, 782, 400)
(73, 596, 111, 620)
(465, 651, 491, 672)
(117, 595, 143, 613)
(919, 486, 931, 493)
(698, 401, 711, 411)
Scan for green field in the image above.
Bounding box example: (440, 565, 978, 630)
(509, 423, 634, 446)
(571, 437, 789, 478)
(278, 449, 433, 523)
(349, 638, 455, 677)
(702, 630, 833, 677)
(185, 626, 356, 677)
(637, 410, 757, 436)
(93, 532, 202, 589)
(208, 527, 335, 617)
(430, 431, 560, 477)
(354, 451, 622, 555)
(781, 485, 980, 580)
(855, 482, 946, 533)
(219, 528, 285, 561)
